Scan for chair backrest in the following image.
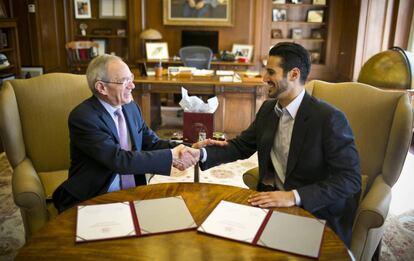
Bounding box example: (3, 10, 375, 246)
(65, 41, 99, 73)
(0, 73, 91, 172)
(305, 80, 412, 193)
(179, 46, 213, 69)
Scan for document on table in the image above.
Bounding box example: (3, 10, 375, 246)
(198, 200, 325, 258)
(76, 196, 196, 243)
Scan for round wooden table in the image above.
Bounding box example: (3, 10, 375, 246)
(17, 183, 351, 260)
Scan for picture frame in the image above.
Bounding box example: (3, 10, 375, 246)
(307, 10, 324, 23)
(21, 66, 44, 79)
(232, 44, 254, 62)
(271, 29, 283, 39)
(272, 9, 287, 22)
(291, 28, 303, 39)
(311, 28, 323, 39)
(145, 42, 169, 60)
(91, 39, 107, 56)
(163, 0, 233, 27)
(312, 0, 326, 5)
(74, 0, 91, 19)
(99, 0, 127, 19)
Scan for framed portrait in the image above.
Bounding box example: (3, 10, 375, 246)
(272, 9, 287, 22)
(232, 44, 254, 62)
(271, 29, 283, 39)
(74, 0, 91, 19)
(307, 10, 324, 23)
(99, 0, 126, 18)
(91, 39, 107, 56)
(21, 66, 44, 79)
(146, 42, 169, 60)
(291, 28, 302, 39)
(163, 0, 234, 27)
(311, 28, 323, 39)
(312, 0, 326, 5)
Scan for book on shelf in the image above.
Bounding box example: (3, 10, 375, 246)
(76, 196, 197, 243)
(198, 200, 326, 258)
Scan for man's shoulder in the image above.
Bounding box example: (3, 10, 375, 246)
(69, 96, 99, 120)
(308, 94, 344, 116)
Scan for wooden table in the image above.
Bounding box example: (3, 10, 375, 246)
(17, 183, 351, 260)
(133, 76, 266, 137)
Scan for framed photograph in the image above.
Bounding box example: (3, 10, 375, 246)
(272, 0, 286, 3)
(232, 44, 254, 62)
(145, 42, 169, 60)
(312, 0, 326, 5)
(100, 0, 126, 18)
(21, 66, 44, 79)
(309, 51, 321, 64)
(271, 29, 283, 39)
(272, 9, 287, 21)
(311, 28, 323, 39)
(291, 0, 303, 4)
(291, 28, 303, 39)
(307, 10, 324, 23)
(163, 0, 233, 27)
(74, 0, 91, 19)
(91, 39, 107, 56)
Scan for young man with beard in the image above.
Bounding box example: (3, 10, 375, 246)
(192, 42, 361, 247)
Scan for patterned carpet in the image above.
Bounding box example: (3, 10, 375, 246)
(0, 149, 413, 260)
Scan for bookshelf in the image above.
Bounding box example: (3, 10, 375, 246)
(0, 19, 20, 79)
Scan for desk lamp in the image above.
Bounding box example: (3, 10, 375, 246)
(140, 29, 163, 58)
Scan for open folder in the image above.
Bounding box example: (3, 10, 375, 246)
(198, 200, 326, 258)
(76, 196, 197, 242)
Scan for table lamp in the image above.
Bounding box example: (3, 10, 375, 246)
(140, 29, 163, 58)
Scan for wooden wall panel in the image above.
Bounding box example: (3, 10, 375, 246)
(145, 0, 255, 60)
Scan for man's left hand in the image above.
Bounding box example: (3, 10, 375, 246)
(248, 191, 295, 208)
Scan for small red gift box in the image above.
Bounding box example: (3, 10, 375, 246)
(183, 112, 214, 143)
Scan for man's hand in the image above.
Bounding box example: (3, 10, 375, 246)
(248, 191, 295, 208)
(192, 138, 228, 149)
(171, 145, 200, 171)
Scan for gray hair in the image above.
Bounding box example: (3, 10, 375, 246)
(86, 54, 123, 94)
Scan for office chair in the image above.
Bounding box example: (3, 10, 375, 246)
(179, 46, 213, 69)
(0, 73, 91, 239)
(242, 80, 413, 261)
(65, 41, 99, 74)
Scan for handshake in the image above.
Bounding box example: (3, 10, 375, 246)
(171, 139, 227, 171)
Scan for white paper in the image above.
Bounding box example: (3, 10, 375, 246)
(216, 70, 235, 76)
(198, 200, 268, 243)
(76, 202, 136, 242)
(179, 87, 218, 113)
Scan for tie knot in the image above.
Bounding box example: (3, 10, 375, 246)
(115, 108, 123, 117)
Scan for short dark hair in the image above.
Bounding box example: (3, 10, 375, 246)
(269, 42, 311, 83)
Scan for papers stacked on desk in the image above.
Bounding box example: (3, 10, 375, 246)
(198, 200, 326, 258)
(216, 70, 235, 76)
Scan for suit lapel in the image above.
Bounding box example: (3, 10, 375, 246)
(286, 92, 312, 177)
(90, 96, 119, 144)
(261, 100, 279, 173)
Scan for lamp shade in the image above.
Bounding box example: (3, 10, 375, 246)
(358, 47, 414, 90)
(140, 29, 162, 40)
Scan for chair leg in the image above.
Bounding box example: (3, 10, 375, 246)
(371, 240, 382, 261)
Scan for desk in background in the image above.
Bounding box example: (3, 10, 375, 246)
(133, 75, 266, 137)
(17, 183, 351, 260)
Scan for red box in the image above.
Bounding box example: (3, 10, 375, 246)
(183, 112, 214, 143)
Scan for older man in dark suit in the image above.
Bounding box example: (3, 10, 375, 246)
(53, 54, 196, 213)
(192, 42, 361, 247)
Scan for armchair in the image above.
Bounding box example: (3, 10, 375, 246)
(0, 73, 91, 239)
(243, 80, 413, 261)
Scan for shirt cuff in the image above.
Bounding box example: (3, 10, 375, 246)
(200, 148, 207, 163)
(292, 189, 301, 206)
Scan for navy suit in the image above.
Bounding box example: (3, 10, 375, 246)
(53, 96, 178, 212)
(200, 92, 361, 246)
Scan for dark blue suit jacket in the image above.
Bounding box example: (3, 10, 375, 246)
(53, 96, 178, 212)
(200, 92, 361, 246)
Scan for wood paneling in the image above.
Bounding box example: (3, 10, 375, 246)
(145, 0, 255, 61)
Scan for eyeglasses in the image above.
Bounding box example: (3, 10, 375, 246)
(98, 76, 134, 87)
